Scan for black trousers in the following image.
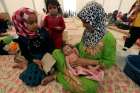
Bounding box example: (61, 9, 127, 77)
(124, 26, 140, 48)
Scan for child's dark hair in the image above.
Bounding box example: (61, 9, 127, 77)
(62, 42, 74, 51)
(46, 0, 63, 15)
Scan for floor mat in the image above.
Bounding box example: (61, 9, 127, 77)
(98, 65, 140, 93)
(0, 55, 63, 93)
(0, 56, 140, 93)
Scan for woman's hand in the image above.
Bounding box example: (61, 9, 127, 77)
(33, 59, 44, 70)
(70, 61, 82, 68)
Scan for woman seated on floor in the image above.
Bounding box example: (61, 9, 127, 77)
(12, 7, 56, 86)
(53, 1, 116, 93)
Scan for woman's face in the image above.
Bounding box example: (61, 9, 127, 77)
(26, 14, 38, 32)
(82, 20, 93, 31)
(48, 4, 58, 16)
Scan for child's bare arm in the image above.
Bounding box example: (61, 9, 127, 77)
(73, 48, 79, 56)
(70, 58, 98, 67)
(65, 56, 72, 69)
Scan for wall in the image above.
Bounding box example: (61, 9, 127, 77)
(76, 0, 91, 13)
(0, 0, 137, 16)
(34, 0, 45, 13)
(0, 0, 45, 16)
(3, 0, 33, 16)
(64, 0, 76, 12)
(0, 1, 5, 12)
(76, 0, 136, 13)
(103, 0, 121, 13)
(58, 0, 64, 10)
(119, 0, 136, 13)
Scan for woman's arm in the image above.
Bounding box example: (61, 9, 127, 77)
(70, 57, 98, 67)
(73, 48, 79, 56)
(65, 56, 72, 69)
(100, 32, 116, 68)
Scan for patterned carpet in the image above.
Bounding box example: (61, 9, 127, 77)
(0, 18, 140, 93)
(98, 65, 140, 93)
(0, 56, 140, 93)
(0, 55, 63, 93)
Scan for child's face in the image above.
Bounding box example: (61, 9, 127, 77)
(63, 45, 73, 56)
(26, 14, 38, 32)
(48, 4, 58, 16)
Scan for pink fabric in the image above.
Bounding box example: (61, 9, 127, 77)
(66, 52, 104, 81)
(0, 56, 140, 93)
(12, 7, 38, 38)
(67, 52, 78, 63)
(0, 55, 63, 93)
(74, 66, 104, 81)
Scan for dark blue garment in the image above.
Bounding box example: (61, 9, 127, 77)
(18, 28, 54, 86)
(19, 63, 46, 86)
(124, 55, 140, 86)
(18, 28, 55, 63)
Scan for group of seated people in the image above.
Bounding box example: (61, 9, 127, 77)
(0, 0, 139, 93)
(107, 10, 130, 30)
(0, 1, 116, 93)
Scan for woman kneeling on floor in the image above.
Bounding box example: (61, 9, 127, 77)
(12, 7, 56, 86)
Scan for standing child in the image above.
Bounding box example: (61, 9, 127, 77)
(43, 0, 65, 49)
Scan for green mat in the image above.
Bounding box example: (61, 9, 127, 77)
(0, 35, 13, 44)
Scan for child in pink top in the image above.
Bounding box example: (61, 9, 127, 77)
(62, 44, 104, 81)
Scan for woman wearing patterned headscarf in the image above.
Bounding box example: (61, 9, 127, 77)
(12, 7, 55, 85)
(53, 1, 116, 93)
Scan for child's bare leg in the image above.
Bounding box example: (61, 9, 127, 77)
(41, 74, 55, 85)
(13, 55, 27, 69)
(13, 62, 26, 69)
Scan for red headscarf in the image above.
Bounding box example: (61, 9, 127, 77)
(12, 7, 38, 38)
